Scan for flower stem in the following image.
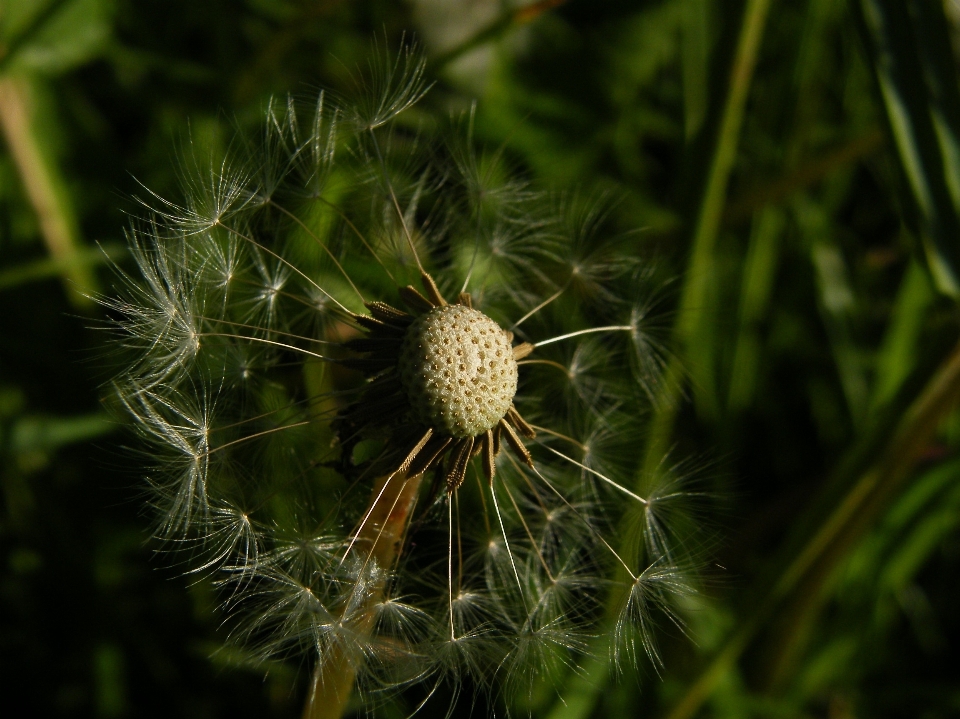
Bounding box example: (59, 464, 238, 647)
(0, 75, 97, 307)
(301, 471, 423, 719)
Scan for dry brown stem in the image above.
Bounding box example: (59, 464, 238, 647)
(300, 470, 423, 719)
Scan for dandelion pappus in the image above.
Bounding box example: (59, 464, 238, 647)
(102, 43, 705, 717)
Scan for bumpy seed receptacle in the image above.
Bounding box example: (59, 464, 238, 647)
(398, 305, 518, 438)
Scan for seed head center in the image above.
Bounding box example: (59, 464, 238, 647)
(398, 305, 518, 438)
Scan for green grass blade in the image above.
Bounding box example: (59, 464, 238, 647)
(664, 336, 960, 719)
(727, 206, 784, 411)
(798, 196, 870, 428)
(545, 4, 773, 717)
(871, 258, 934, 410)
(643, 0, 773, 480)
(856, 0, 960, 296)
(676, 0, 773, 422)
(911, 0, 960, 216)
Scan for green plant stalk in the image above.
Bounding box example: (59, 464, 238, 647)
(0, 75, 97, 307)
(545, 5, 773, 719)
(856, 0, 960, 297)
(871, 259, 934, 411)
(301, 470, 423, 719)
(664, 335, 960, 719)
(726, 206, 783, 411)
(726, 0, 851, 418)
(643, 0, 772, 474)
(806, 203, 871, 428)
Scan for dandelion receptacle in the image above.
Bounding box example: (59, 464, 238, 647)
(103, 47, 701, 717)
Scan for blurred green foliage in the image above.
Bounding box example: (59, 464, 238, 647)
(2, 0, 960, 717)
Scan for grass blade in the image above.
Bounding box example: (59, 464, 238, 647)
(643, 0, 772, 478)
(665, 335, 960, 719)
(871, 258, 934, 410)
(855, 0, 960, 296)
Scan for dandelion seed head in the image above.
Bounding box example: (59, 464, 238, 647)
(102, 43, 707, 713)
(399, 305, 518, 438)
